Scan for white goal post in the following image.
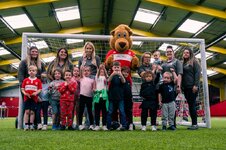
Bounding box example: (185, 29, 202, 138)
(18, 32, 211, 129)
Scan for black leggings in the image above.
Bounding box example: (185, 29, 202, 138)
(94, 98, 107, 126)
(184, 88, 198, 125)
(141, 108, 157, 126)
(78, 95, 94, 125)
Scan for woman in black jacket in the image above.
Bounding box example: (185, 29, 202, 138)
(182, 48, 201, 130)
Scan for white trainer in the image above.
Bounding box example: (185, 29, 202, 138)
(102, 126, 108, 131)
(42, 125, 48, 130)
(129, 124, 133, 131)
(151, 125, 157, 131)
(141, 126, 146, 131)
(79, 125, 85, 131)
(30, 125, 34, 131)
(93, 126, 100, 131)
(24, 125, 29, 131)
(89, 125, 94, 130)
(38, 124, 42, 130)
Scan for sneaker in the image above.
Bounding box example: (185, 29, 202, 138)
(187, 125, 198, 130)
(102, 126, 108, 131)
(42, 125, 48, 130)
(129, 124, 133, 131)
(24, 125, 29, 131)
(116, 124, 122, 131)
(89, 125, 94, 130)
(151, 125, 157, 131)
(37, 124, 42, 130)
(141, 126, 146, 131)
(30, 125, 34, 131)
(119, 126, 126, 131)
(168, 125, 176, 131)
(79, 125, 85, 131)
(60, 125, 66, 130)
(162, 126, 167, 131)
(68, 126, 74, 130)
(52, 124, 57, 130)
(93, 126, 100, 131)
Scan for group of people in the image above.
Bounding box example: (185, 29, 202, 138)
(18, 42, 201, 131)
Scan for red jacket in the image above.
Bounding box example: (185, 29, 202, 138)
(58, 81, 77, 102)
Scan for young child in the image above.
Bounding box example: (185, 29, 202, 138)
(37, 72, 49, 130)
(71, 66, 80, 129)
(107, 61, 127, 130)
(58, 70, 77, 130)
(158, 71, 177, 131)
(78, 66, 95, 130)
(121, 66, 133, 131)
(48, 69, 64, 130)
(21, 65, 42, 131)
(93, 64, 109, 131)
(139, 71, 160, 131)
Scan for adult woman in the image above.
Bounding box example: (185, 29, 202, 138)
(78, 42, 100, 78)
(161, 45, 183, 93)
(138, 52, 157, 78)
(18, 46, 46, 85)
(47, 48, 73, 81)
(182, 48, 201, 130)
(18, 46, 46, 129)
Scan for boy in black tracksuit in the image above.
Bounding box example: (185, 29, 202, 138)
(122, 66, 133, 131)
(140, 71, 160, 131)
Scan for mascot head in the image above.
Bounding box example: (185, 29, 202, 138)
(110, 24, 133, 52)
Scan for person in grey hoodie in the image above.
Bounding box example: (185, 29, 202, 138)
(182, 48, 201, 130)
(48, 68, 64, 130)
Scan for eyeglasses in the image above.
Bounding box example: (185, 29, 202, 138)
(166, 51, 173, 53)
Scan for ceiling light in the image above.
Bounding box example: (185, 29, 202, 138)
(11, 62, 20, 69)
(42, 56, 56, 63)
(134, 8, 160, 24)
(195, 52, 213, 59)
(55, 6, 80, 22)
(66, 39, 83, 44)
(72, 52, 83, 58)
(30, 40, 48, 49)
(178, 19, 207, 34)
(133, 41, 142, 46)
(3, 14, 33, 29)
(158, 43, 178, 51)
(2, 75, 16, 80)
(206, 70, 218, 77)
(0, 47, 10, 56)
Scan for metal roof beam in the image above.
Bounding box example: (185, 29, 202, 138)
(146, 0, 226, 20)
(4, 24, 103, 45)
(0, 0, 59, 10)
(2, 25, 226, 55)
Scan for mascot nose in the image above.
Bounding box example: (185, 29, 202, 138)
(119, 42, 126, 48)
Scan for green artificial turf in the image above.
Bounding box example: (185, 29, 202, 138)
(0, 117, 226, 150)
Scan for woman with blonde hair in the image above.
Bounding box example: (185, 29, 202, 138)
(47, 48, 73, 81)
(78, 42, 101, 78)
(18, 46, 46, 87)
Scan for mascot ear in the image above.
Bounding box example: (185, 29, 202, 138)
(110, 29, 115, 36)
(124, 25, 133, 36)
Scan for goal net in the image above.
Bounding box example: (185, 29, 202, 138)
(18, 33, 211, 129)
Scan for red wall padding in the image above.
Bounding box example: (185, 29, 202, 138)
(0, 97, 19, 117)
(210, 100, 226, 117)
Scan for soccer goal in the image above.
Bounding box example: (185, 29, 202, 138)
(18, 32, 211, 129)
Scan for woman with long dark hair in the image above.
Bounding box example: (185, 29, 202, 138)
(182, 48, 201, 130)
(47, 48, 73, 81)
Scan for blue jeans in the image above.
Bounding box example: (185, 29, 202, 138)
(107, 100, 127, 129)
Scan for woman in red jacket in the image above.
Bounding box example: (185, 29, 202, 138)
(58, 70, 77, 130)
